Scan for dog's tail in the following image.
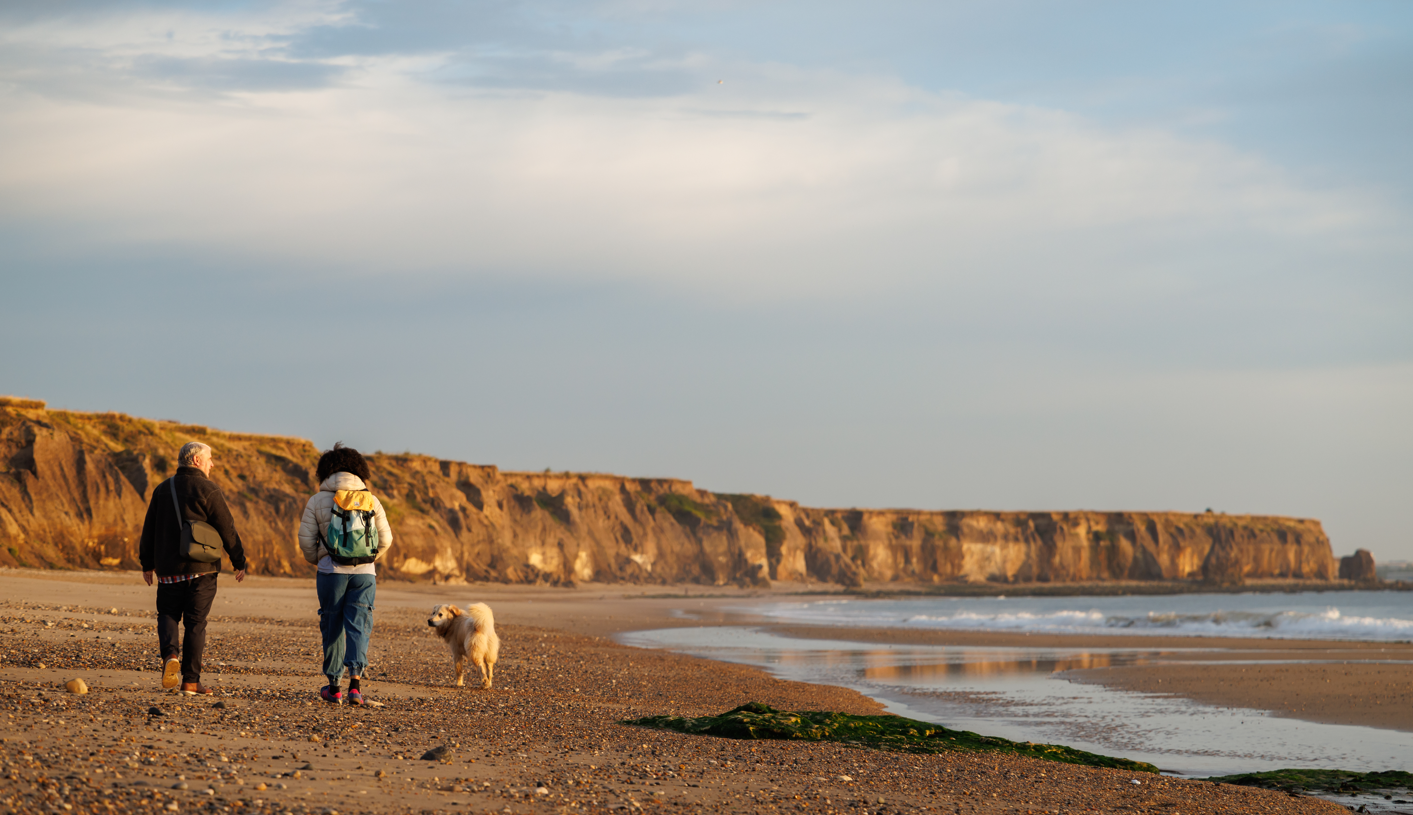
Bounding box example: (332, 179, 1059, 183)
(466, 602, 500, 660)
(465, 602, 494, 628)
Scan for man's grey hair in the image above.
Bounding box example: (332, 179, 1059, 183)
(178, 442, 212, 467)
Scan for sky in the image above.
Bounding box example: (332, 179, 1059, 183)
(2, 1, 1410, 562)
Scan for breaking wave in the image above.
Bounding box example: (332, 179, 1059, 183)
(899, 607, 1413, 640)
(752, 594, 1413, 642)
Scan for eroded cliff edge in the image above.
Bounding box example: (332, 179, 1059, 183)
(0, 401, 1337, 586)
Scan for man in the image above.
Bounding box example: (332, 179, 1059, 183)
(138, 441, 248, 695)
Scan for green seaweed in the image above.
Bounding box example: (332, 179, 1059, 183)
(1206, 769, 1413, 795)
(623, 703, 1158, 773)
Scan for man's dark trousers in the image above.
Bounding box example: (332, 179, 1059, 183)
(156, 575, 218, 684)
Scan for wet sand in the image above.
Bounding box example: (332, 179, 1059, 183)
(755, 624, 1413, 733)
(0, 570, 1368, 814)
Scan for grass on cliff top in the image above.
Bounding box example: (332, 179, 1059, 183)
(623, 703, 1158, 772)
(657, 493, 716, 528)
(1206, 769, 1413, 795)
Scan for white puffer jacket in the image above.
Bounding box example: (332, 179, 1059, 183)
(298, 472, 394, 567)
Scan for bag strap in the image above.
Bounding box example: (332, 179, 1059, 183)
(168, 477, 185, 534)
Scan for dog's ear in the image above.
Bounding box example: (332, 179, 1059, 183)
(448, 605, 463, 617)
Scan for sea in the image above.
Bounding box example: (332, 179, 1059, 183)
(619, 590, 1413, 799)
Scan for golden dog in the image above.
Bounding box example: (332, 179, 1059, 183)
(426, 602, 499, 689)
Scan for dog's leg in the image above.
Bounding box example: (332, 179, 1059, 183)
(454, 656, 466, 688)
(484, 660, 494, 689)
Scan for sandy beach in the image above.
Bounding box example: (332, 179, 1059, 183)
(1, 569, 1394, 814)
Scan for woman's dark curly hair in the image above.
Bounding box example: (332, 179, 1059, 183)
(316, 442, 371, 484)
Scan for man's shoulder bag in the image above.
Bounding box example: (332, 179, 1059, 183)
(169, 478, 223, 564)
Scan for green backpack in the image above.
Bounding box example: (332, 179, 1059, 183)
(319, 489, 381, 565)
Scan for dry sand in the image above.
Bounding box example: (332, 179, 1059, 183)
(0, 570, 1374, 814)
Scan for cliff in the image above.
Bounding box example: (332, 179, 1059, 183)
(0, 399, 1339, 587)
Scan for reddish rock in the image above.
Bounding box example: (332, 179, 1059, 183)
(1339, 548, 1377, 582)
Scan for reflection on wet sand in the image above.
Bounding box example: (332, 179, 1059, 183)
(861, 649, 1156, 681)
(761, 645, 1162, 682)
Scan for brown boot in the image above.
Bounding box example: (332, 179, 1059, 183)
(179, 682, 213, 696)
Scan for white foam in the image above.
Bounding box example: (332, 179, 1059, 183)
(750, 594, 1413, 642)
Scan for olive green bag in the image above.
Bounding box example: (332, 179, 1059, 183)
(169, 478, 223, 563)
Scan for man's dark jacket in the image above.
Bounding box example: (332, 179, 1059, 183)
(138, 466, 248, 577)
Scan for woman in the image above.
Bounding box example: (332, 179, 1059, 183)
(298, 442, 393, 705)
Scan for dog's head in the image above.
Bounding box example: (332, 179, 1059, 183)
(427, 604, 462, 634)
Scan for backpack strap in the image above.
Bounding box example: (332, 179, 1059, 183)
(364, 509, 376, 555)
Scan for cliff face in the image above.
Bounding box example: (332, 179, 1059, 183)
(0, 401, 1338, 586)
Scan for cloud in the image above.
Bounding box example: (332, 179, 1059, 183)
(129, 54, 347, 91)
(0, 0, 1407, 316)
(2, 52, 1406, 308)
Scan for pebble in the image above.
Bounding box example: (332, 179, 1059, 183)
(64, 678, 87, 694)
(420, 745, 449, 761)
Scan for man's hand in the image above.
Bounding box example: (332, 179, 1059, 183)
(235, 569, 246, 583)
(143, 570, 154, 586)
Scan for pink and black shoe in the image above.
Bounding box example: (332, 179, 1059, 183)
(319, 685, 343, 705)
(346, 688, 364, 706)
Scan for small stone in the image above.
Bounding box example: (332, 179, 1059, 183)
(147, 706, 164, 717)
(419, 746, 449, 762)
(211, 701, 225, 710)
(309, 735, 321, 743)
(838, 775, 853, 782)
(536, 786, 549, 795)
(172, 782, 188, 790)
(64, 678, 88, 694)
(255, 783, 267, 791)
(375, 770, 385, 779)
(36, 663, 45, 669)
(365, 700, 385, 708)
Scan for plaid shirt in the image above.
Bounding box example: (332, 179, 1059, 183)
(156, 573, 213, 585)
